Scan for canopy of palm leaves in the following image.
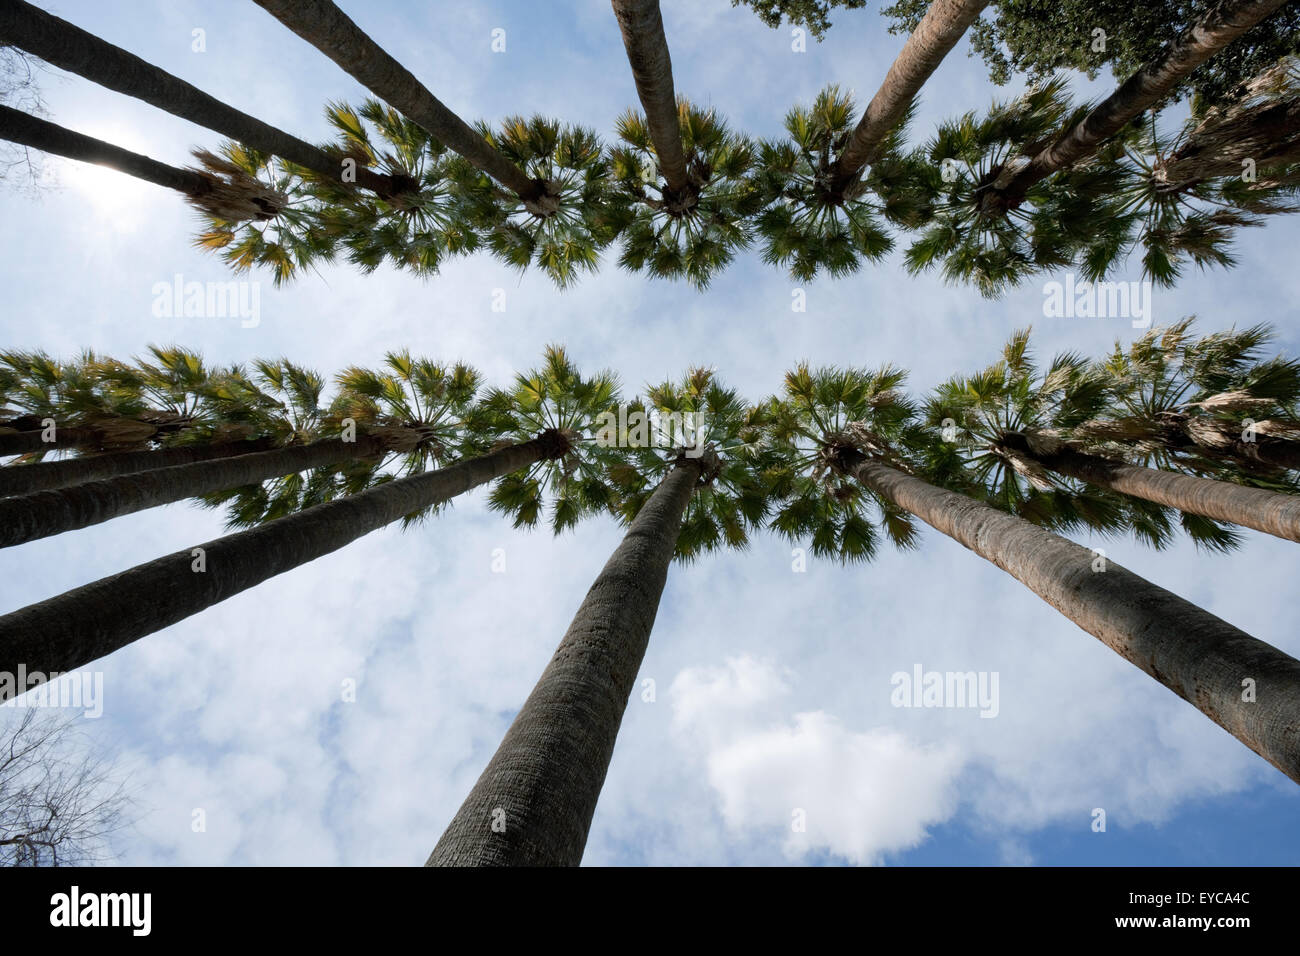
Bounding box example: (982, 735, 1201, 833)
(765, 362, 923, 562)
(927, 328, 1246, 551)
(610, 367, 771, 561)
(610, 100, 762, 289)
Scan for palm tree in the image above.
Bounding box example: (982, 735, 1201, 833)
(0, 429, 573, 690)
(0, 438, 274, 498)
(830, 0, 989, 191)
(0, 105, 285, 222)
(429, 368, 768, 865)
(250, 0, 552, 207)
(985, 0, 1293, 211)
(0, 0, 408, 198)
(453, 117, 626, 288)
(1085, 321, 1300, 476)
(771, 362, 1300, 783)
(753, 87, 929, 280)
(610, 101, 761, 288)
(195, 100, 476, 285)
(0, 434, 391, 548)
(932, 328, 1300, 547)
(903, 78, 1130, 295)
(1074, 59, 1300, 286)
(609, 0, 691, 204)
(0, 348, 229, 459)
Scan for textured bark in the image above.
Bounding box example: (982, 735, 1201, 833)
(841, 449, 1300, 784)
(0, 436, 388, 548)
(0, 104, 211, 196)
(831, 0, 988, 185)
(993, 0, 1291, 205)
(610, 0, 690, 197)
(1000, 433, 1300, 544)
(251, 0, 540, 199)
(0, 0, 402, 196)
(0, 439, 273, 498)
(428, 458, 703, 865)
(0, 438, 552, 689)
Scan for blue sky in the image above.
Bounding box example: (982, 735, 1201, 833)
(1, 0, 1298, 866)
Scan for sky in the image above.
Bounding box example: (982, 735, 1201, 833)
(1, 0, 1298, 866)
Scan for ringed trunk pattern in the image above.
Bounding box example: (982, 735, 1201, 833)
(251, 0, 541, 200)
(0, 435, 389, 548)
(838, 448, 1300, 784)
(0, 437, 557, 691)
(427, 457, 704, 865)
(999, 433, 1300, 544)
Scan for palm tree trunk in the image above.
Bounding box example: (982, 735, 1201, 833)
(831, 0, 988, 187)
(992, 0, 1291, 207)
(610, 0, 690, 199)
(0, 436, 390, 548)
(0, 103, 214, 196)
(0, 439, 273, 498)
(250, 0, 543, 202)
(428, 457, 704, 865)
(836, 447, 1300, 784)
(999, 433, 1300, 543)
(0, 434, 565, 691)
(0, 0, 404, 197)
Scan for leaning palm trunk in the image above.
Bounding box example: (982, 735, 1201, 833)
(0, 0, 404, 197)
(610, 0, 690, 198)
(831, 0, 988, 188)
(428, 456, 705, 865)
(836, 447, 1300, 784)
(250, 0, 544, 202)
(992, 0, 1291, 206)
(0, 433, 565, 692)
(0, 439, 273, 498)
(999, 433, 1300, 543)
(0, 435, 390, 548)
(0, 105, 283, 221)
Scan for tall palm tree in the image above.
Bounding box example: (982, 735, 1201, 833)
(830, 0, 989, 191)
(903, 78, 1128, 295)
(609, 0, 691, 205)
(610, 101, 761, 289)
(0, 430, 572, 690)
(753, 86, 929, 280)
(985, 0, 1294, 211)
(0, 437, 274, 497)
(932, 328, 1300, 547)
(0, 105, 285, 222)
(0, 434, 390, 548)
(1074, 59, 1300, 286)
(0, 348, 231, 459)
(250, 0, 551, 207)
(0, 0, 407, 197)
(1085, 321, 1300, 476)
(194, 100, 475, 285)
(429, 368, 768, 865)
(772, 362, 1300, 783)
(453, 117, 626, 288)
